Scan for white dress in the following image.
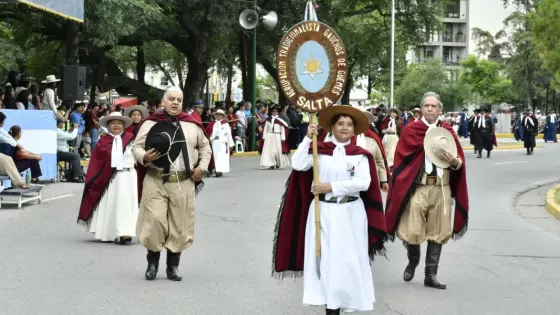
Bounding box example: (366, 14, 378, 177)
(210, 120, 234, 173)
(291, 136, 375, 313)
(382, 118, 399, 168)
(260, 117, 291, 169)
(87, 143, 139, 241)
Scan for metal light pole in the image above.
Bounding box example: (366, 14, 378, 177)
(390, 0, 395, 107)
(239, 5, 277, 151)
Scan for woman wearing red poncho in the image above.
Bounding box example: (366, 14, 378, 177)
(272, 105, 387, 315)
(124, 105, 150, 138)
(385, 92, 469, 290)
(77, 112, 139, 245)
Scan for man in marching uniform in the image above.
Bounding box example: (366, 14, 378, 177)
(543, 110, 558, 143)
(468, 109, 481, 154)
(206, 109, 234, 177)
(474, 108, 496, 158)
(522, 109, 539, 155)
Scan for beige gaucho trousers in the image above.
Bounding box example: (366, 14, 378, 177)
(397, 173, 453, 245)
(136, 172, 196, 253)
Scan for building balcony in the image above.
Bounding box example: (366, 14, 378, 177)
(441, 34, 467, 43)
(442, 57, 464, 66)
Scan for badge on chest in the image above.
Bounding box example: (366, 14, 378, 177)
(346, 162, 356, 177)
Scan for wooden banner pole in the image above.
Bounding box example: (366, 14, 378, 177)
(311, 113, 321, 272)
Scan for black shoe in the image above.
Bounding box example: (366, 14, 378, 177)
(145, 250, 160, 280)
(526, 148, 531, 155)
(531, 147, 534, 153)
(403, 244, 420, 282)
(487, 151, 491, 158)
(477, 152, 482, 158)
(424, 241, 446, 289)
(326, 309, 341, 315)
(215, 172, 222, 178)
(166, 251, 183, 281)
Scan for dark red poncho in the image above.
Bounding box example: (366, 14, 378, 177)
(136, 111, 212, 202)
(385, 120, 469, 240)
(77, 132, 135, 224)
(272, 142, 387, 279)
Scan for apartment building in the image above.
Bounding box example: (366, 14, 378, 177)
(406, 0, 469, 70)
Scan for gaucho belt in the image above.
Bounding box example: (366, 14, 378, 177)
(318, 194, 359, 204)
(148, 168, 188, 183)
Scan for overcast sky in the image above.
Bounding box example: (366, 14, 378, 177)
(468, 0, 517, 55)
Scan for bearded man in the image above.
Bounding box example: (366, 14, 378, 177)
(132, 86, 212, 281)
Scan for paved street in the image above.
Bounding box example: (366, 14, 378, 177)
(2, 141, 560, 315)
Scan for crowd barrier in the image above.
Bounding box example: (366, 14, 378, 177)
(0, 110, 58, 183)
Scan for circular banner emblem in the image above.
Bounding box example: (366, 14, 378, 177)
(277, 21, 348, 113)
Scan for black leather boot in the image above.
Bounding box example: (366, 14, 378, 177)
(487, 150, 491, 158)
(424, 241, 446, 289)
(403, 244, 420, 282)
(166, 251, 183, 281)
(145, 250, 160, 281)
(477, 151, 482, 158)
(326, 308, 341, 315)
(526, 148, 531, 155)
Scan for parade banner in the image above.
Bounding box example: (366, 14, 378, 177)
(277, 21, 348, 112)
(13, 0, 84, 22)
(276, 1, 349, 278)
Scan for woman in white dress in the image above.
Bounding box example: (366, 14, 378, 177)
(272, 105, 387, 315)
(259, 106, 291, 170)
(205, 109, 234, 177)
(77, 112, 139, 244)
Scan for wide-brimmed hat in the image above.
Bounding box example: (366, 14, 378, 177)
(424, 127, 458, 168)
(214, 109, 226, 116)
(388, 107, 402, 116)
(124, 105, 149, 120)
(145, 122, 184, 169)
(100, 112, 133, 129)
(41, 75, 61, 84)
(318, 105, 369, 135)
(412, 107, 421, 112)
(352, 105, 376, 124)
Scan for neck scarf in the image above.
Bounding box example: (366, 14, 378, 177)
(525, 116, 534, 127)
(110, 132, 124, 170)
(478, 114, 486, 129)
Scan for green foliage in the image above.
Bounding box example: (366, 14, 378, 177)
(395, 59, 466, 110)
(0, 22, 24, 81)
(459, 55, 513, 105)
(531, 0, 560, 88)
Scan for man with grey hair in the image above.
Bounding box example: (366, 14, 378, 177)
(133, 86, 212, 282)
(385, 91, 469, 290)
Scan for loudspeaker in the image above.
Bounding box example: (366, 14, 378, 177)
(61, 65, 86, 101)
(239, 9, 259, 30)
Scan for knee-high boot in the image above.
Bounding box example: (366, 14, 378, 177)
(403, 244, 420, 282)
(424, 241, 446, 289)
(166, 250, 183, 281)
(145, 250, 160, 280)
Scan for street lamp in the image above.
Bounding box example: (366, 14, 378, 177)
(390, 0, 395, 107)
(239, 5, 277, 151)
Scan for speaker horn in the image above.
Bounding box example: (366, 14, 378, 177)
(261, 11, 278, 31)
(239, 9, 259, 30)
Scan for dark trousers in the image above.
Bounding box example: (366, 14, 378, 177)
(57, 151, 84, 179)
(15, 159, 42, 179)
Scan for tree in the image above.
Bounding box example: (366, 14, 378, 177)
(459, 55, 513, 105)
(0, 22, 24, 81)
(394, 59, 467, 110)
(530, 0, 560, 88)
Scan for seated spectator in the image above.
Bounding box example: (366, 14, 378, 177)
(7, 126, 43, 184)
(0, 153, 29, 190)
(56, 118, 85, 183)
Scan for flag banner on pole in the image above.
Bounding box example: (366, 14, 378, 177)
(15, 0, 84, 23)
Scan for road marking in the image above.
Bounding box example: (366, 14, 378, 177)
(494, 161, 528, 165)
(43, 194, 76, 203)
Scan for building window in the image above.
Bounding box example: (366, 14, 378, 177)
(447, 0, 460, 18)
(160, 77, 169, 86)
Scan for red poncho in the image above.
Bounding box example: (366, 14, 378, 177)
(272, 142, 387, 278)
(77, 132, 135, 224)
(385, 120, 469, 240)
(352, 129, 390, 183)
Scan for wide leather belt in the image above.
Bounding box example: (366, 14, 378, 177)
(116, 167, 133, 172)
(148, 168, 188, 182)
(424, 176, 437, 185)
(318, 194, 359, 204)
